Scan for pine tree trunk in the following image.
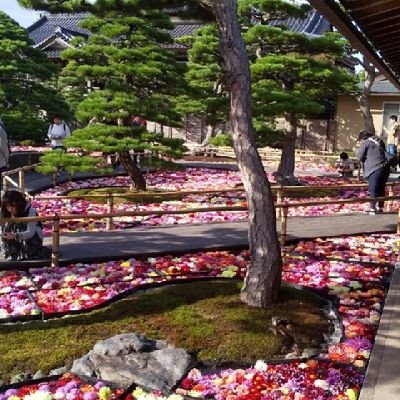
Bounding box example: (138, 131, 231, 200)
(356, 58, 376, 135)
(212, 0, 282, 307)
(201, 124, 216, 145)
(118, 150, 146, 191)
(276, 112, 299, 185)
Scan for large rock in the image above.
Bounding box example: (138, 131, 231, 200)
(71, 333, 195, 392)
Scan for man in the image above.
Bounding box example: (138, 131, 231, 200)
(384, 115, 400, 155)
(47, 115, 71, 150)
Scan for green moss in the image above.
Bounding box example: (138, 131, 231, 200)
(0, 281, 330, 380)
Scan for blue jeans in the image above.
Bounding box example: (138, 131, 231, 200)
(367, 166, 390, 209)
(387, 144, 397, 156)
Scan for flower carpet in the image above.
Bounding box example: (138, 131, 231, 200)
(0, 233, 398, 399)
(0, 373, 124, 400)
(32, 168, 400, 234)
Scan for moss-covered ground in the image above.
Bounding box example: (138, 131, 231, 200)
(0, 281, 330, 380)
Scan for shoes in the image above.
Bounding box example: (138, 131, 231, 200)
(364, 209, 376, 215)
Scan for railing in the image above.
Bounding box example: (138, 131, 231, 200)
(0, 194, 399, 268)
(2, 164, 40, 195)
(33, 181, 400, 229)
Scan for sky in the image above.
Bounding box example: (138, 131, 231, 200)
(0, 0, 40, 28)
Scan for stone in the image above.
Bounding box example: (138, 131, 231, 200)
(33, 370, 46, 380)
(10, 373, 31, 384)
(71, 333, 195, 392)
(49, 366, 68, 376)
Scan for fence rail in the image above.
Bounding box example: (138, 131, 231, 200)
(33, 181, 400, 225)
(0, 194, 399, 268)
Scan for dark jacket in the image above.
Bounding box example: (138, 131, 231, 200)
(356, 136, 387, 178)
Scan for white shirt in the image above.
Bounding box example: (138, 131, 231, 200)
(17, 205, 43, 241)
(47, 122, 70, 147)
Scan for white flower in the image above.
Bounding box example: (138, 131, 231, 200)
(23, 391, 53, 400)
(254, 360, 268, 372)
(314, 379, 329, 390)
(298, 363, 309, 369)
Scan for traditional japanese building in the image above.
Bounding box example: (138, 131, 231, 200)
(27, 12, 203, 63)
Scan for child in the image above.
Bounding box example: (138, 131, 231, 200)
(1, 191, 50, 260)
(336, 152, 354, 177)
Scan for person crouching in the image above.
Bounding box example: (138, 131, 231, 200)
(1, 191, 49, 260)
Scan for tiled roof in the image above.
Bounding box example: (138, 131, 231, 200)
(270, 10, 331, 36)
(167, 23, 203, 48)
(28, 13, 90, 48)
(368, 81, 400, 94)
(28, 10, 331, 58)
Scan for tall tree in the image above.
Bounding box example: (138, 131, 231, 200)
(355, 55, 376, 135)
(0, 11, 70, 143)
(177, 24, 230, 144)
(35, 3, 187, 190)
(197, 0, 282, 307)
(242, 0, 356, 183)
(21, 0, 283, 307)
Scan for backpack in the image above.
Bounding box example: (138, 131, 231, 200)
(50, 123, 67, 134)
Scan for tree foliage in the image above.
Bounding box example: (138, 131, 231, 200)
(22, 1, 187, 190)
(180, 0, 355, 172)
(0, 12, 70, 143)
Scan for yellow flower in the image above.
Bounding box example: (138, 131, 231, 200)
(346, 389, 358, 400)
(98, 387, 112, 400)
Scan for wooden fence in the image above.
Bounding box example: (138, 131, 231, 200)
(0, 193, 399, 268)
(33, 181, 400, 228)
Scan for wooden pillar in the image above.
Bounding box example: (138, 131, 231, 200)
(387, 184, 394, 212)
(19, 169, 25, 193)
(280, 206, 289, 247)
(276, 186, 284, 218)
(51, 215, 60, 267)
(398, 206, 400, 234)
(106, 194, 114, 231)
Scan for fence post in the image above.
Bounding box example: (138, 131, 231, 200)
(276, 186, 283, 218)
(280, 205, 289, 247)
(106, 193, 114, 231)
(387, 184, 394, 212)
(398, 206, 400, 234)
(51, 215, 60, 268)
(3, 175, 8, 192)
(19, 169, 25, 193)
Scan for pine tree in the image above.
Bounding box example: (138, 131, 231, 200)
(242, 0, 356, 183)
(177, 24, 230, 144)
(181, 1, 355, 182)
(22, 1, 187, 190)
(0, 11, 70, 143)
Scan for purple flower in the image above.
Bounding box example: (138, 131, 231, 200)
(4, 389, 18, 397)
(83, 391, 98, 400)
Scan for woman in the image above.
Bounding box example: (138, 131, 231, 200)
(356, 130, 391, 214)
(1, 191, 49, 260)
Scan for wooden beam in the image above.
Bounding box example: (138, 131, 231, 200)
(308, 0, 400, 90)
(343, 0, 399, 15)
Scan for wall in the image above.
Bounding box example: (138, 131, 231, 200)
(335, 95, 400, 151)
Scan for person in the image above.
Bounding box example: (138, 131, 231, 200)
(0, 119, 9, 195)
(336, 152, 354, 177)
(356, 130, 391, 215)
(1, 191, 50, 260)
(47, 115, 71, 150)
(383, 115, 400, 156)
